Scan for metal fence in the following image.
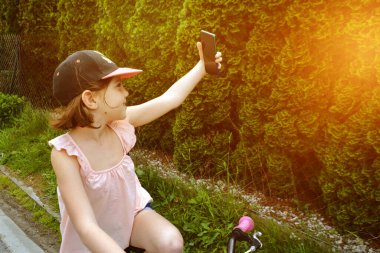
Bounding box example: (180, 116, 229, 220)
(0, 33, 56, 108)
(0, 34, 22, 95)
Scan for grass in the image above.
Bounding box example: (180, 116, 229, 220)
(0, 104, 60, 211)
(0, 104, 339, 252)
(133, 151, 337, 253)
(0, 174, 60, 237)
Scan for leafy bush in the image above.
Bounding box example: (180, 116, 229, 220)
(318, 85, 380, 237)
(0, 92, 25, 127)
(314, 2, 380, 238)
(173, 0, 257, 176)
(0, 0, 20, 33)
(56, 0, 98, 60)
(233, 0, 380, 237)
(17, 0, 59, 107)
(93, 0, 184, 152)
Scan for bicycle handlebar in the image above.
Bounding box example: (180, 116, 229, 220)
(235, 216, 254, 233)
(227, 216, 263, 253)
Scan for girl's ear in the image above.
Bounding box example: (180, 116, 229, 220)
(81, 90, 98, 109)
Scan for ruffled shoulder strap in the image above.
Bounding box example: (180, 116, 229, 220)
(48, 133, 91, 176)
(109, 119, 137, 154)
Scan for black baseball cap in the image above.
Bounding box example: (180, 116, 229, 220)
(53, 50, 142, 106)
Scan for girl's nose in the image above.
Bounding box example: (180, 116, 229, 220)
(124, 88, 129, 97)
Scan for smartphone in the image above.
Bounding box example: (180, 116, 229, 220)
(200, 30, 219, 76)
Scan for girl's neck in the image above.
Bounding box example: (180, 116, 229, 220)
(70, 123, 110, 144)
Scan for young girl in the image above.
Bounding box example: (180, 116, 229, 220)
(48, 42, 222, 253)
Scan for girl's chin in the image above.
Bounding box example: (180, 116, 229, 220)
(120, 111, 127, 120)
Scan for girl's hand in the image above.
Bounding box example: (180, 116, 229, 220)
(196, 42, 223, 75)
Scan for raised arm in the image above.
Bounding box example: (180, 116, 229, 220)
(126, 42, 222, 127)
(51, 149, 125, 253)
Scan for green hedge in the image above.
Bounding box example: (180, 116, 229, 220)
(316, 2, 380, 237)
(17, 0, 59, 107)
(234, 0, 380, 237)
(115, 0, 184, 152)
(56, 0, 98, 60)
(173, 0, 257, 176)
(0, 0, 20, 33)
(94, 0, 137, 63)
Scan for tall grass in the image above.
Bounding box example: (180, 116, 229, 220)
(0, 104, 60, 209)
(133, 152, 336, 253)
(0, 104, 337, 252)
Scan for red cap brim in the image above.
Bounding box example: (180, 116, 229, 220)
(102, 67, 143, 79)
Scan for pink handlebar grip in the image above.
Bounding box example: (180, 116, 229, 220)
(235, 216, 254, 233)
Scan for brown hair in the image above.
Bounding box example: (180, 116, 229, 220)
(50, 78, 111, 130)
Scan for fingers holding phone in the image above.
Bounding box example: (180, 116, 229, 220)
(215, 51, 222, 69)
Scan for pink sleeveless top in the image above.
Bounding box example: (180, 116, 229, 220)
(48, 120, 152, 253)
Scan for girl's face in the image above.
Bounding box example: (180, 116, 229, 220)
(98, 77, 129, 121)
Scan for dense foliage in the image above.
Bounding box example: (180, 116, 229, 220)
(0, 92, 25, 127)
(234, 1, 380, 237)
(56, 0, 98, 60)
(17, 0, 58, 107)
(101, 0, 184, 152)
(0, 0, 20, 33)
(1, 0, 379, 240)
(173, 0, 257, 177)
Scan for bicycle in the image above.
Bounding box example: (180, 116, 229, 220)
(227, 216, 263, 253)
(125, 215, 263, 253)
(124, 246, 144, 253)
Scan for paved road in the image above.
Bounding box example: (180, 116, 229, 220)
(0, 207, 45, 253)
(0, 237, 12, 253)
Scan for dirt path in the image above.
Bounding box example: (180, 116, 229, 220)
(0, 191, 60, 253)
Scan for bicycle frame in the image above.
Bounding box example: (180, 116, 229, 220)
(124, 246, 145, 252)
